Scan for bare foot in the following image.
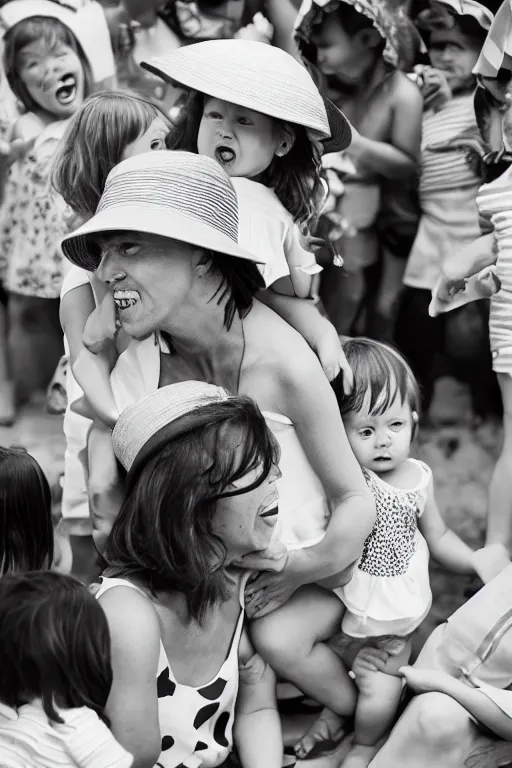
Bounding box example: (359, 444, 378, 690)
(341, 743, 379, 768)
(295, 706, 346, 759)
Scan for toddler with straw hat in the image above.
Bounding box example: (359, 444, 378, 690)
(143, 39, 354, 385)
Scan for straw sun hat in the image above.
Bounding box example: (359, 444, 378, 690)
(112, 381, 230, 477)
(141, 39, 352, 154)
(61, 150, 263, 271)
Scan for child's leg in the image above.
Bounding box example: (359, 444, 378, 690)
(8, 293, 63, 403)
(251, 585, 357, 718)
(344, 639, 411, 768)
(486, 372, 512, 549)
(0, 287, 14, 424)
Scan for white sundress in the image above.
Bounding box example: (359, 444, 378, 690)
(339, 458, 433, 639)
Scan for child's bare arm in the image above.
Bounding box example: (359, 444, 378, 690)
(349, 77, 422, 180)
(87, 419, 124, 554)
(235, 629, 283, 768)
(60, 283, 96, 367)
(418, 478, 476, 574)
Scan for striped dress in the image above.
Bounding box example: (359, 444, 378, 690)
(477, 167, 512, 374)
(404, 93, 484, 291)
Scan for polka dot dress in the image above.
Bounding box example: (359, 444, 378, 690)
(96, 577, 244, 767)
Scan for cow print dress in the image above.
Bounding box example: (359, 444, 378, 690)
(95, 577, 244, 767)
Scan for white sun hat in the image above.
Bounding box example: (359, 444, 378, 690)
(141, 39, 352, 153)
(0, 0, 115, 85)
(61, 150, 264, 271)
(112, 381, 230, 475)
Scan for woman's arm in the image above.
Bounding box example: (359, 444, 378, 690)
(100, 587, 162, 768)
(401, 667, 512, 741)
(443, 234, 497, 283)
(258, 290, 353, 387)
(235, 629, 283, 768)
(349, 77, 422, 180)
(418, 478, 475, 574)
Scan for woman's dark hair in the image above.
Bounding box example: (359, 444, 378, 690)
(332, 338, 420, 420)
(3, 17, 92, 113)
(199, 248, 264, 330)
(0, 447, 54, 575)
(166, 90, 324, 230)
(0, 571, 112, 724)
(104, 397, 279, 623)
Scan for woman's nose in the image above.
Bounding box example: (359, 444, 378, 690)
(96, 252, 122, 284)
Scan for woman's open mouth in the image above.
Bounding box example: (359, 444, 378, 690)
(55, 75, 77, 105)
(215, 145, 236, 167)
(113, 290, 140, 310)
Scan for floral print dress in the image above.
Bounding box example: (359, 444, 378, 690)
(0, 119, 71, 299)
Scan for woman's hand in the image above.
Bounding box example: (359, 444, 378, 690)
(243, 549, 304, 618)
(400, 666, 453, 694)
(431, 275, 467, 308)
(313, 323, 354, 389)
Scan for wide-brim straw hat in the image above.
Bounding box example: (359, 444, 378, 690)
(113, 381, 230, 477)
(141, 39, 352, 154)
(0, 0, 115, 84)
(61, 150, 263, 271)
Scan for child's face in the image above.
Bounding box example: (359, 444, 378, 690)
(311, 14, 377, 83)
(344, 392, 413, 475)
(197, 97, 285, 178)
(428, 27, 481, 94)
(121, 117, 170, 160)
(18, 38, 85, 118)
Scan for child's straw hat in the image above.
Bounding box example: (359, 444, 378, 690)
(61, 150, 263, 272)
(112, 381, 230, 476)
(0, 0, 115, 84)
(141, 39, 352, 153)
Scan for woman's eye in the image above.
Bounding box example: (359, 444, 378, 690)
(150, 138, 163, 150)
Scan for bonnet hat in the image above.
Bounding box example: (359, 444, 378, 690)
(112, 381, 230, 477)
(61, 150, 264, 271)
(141, 39, 352, 153)
(294, 0, 424, 71)
(0, 0, 115, 85)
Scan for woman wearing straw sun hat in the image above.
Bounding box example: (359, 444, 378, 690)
(95, 380, 284, 767)
(142, 38, 355, 384)
(61, 147, 375, 731)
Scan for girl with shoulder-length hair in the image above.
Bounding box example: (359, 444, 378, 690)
(0, 446, 53, 575)
(0, 570, 132, 767)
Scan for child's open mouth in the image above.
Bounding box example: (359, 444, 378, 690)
(55, 75, 77, 105)
(113, 290, 140, 310)
(215, 146, 236, 166)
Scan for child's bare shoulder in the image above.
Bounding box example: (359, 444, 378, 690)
(390, 70, 423, 107)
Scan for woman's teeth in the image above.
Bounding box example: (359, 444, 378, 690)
(215, 146, 236, 165)
(113, 290, 140, 310)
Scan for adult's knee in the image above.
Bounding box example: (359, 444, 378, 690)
(412, 693, 471, 749)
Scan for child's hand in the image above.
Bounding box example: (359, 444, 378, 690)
(315, 324, 354, 389)
(418, 66, 452, 112)
(0, 136, 35, 176)
(350, 647, 389, 679)
(83, 292, 118, 355)
(473, 545, 511, 584)
(400, 665, 452, 694)
(235, 13, 273, 43)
